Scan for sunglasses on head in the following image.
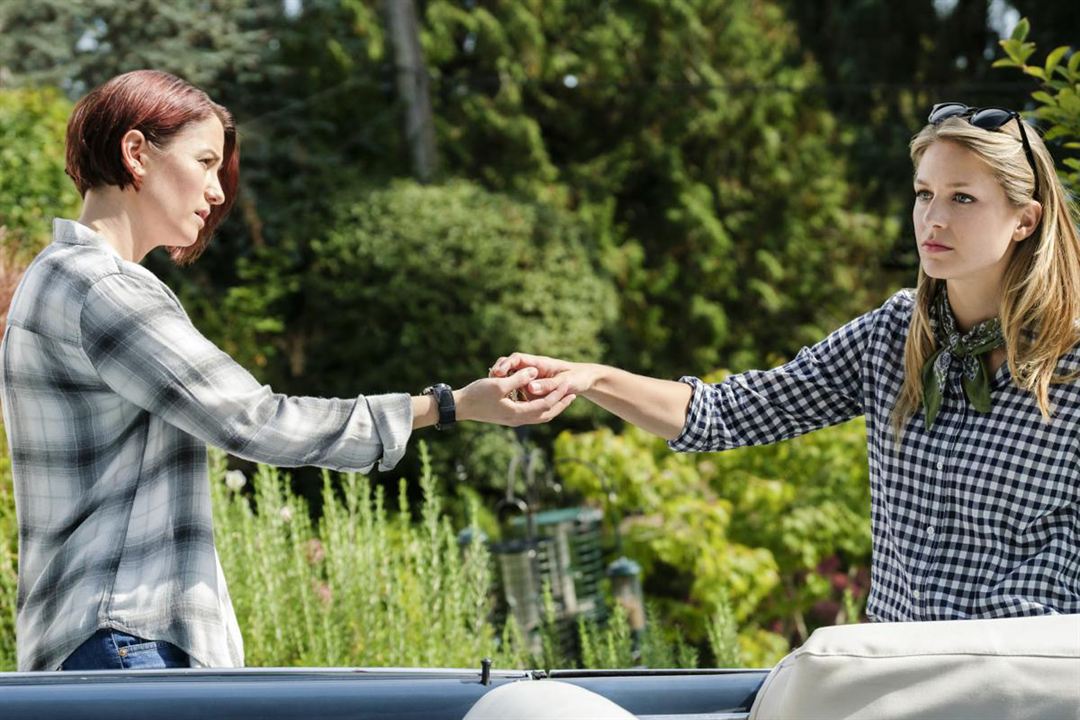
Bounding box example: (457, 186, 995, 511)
(928, 102, 1039, 199)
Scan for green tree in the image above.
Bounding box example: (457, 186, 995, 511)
(0, 0, 274, 95)
(0, 87, 80, 326)
(226, 179, 616, 489)
(0, 87, 79, 259)
(3, 0, 900, 389)
(423, 0, 898, 375)
(994, 17, 1080, 193)
(778, 1, 1080, 273)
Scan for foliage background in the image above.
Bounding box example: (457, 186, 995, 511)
(0, 1, 1077, 669)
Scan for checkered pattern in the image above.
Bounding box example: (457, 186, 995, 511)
(670, 289, 1080, 621)
(0, 219, 413, 671)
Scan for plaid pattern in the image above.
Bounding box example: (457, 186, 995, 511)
(670, 289, 1080, 621)
(0, 219, 413, 671)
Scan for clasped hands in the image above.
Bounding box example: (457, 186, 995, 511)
(454, 353, 595, 427)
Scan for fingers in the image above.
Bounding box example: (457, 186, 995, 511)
(491, 352, 549, 378)
(538, 392, 576, 422)
(508, 379, 575, 425)
(498, 366, 539, 395)
(524, 376, 561, 397)
(488, 356, 509, 378)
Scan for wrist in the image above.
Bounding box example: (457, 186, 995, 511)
(452, 388, 469, 422)
(422, 383, 456, 429)
(578, 362, 606, 398)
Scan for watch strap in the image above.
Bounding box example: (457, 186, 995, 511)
(422, 383, 456, 429)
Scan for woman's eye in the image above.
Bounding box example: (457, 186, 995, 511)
(954, 193, 975, 204)
(199, 158, 214, 168)
(915, 190, 932, 201)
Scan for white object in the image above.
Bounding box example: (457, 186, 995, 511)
(464, 679, 636, 720)
(749, 614, 1080, 720)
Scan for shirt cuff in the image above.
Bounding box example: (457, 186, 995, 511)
(365, 392, 413, 471)
(666, 376, 707, 452)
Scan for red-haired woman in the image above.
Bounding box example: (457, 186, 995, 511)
(0, 70, 574, 672)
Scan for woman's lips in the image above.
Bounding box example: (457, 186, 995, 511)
(921, 242, 951, 253)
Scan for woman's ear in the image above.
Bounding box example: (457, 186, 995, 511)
(1014, 200, 1043, 241)
(120, 129, 149, 180)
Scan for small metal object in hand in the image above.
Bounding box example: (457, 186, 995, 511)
(507, 370, 531, 402)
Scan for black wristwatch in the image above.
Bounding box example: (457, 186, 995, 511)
(422, 383, 456, 430)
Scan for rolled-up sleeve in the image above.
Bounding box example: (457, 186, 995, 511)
(79, 271, 411, 472)
(668, 298, 892, 453)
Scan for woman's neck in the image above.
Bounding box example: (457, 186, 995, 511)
(945, 278, 1002, 332)
(76, 189, 146, 263)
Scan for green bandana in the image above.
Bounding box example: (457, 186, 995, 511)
(921, 285, 1005, 430)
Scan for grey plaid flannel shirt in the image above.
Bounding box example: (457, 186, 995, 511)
(0, 219, 412, 671)
(669, 289, 1080, 621)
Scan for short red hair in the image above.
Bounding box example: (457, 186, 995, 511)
(65, 70, 239, 265)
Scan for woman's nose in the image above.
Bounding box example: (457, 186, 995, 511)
(921, 199, 948, 229)
(206, 177, 225, 206)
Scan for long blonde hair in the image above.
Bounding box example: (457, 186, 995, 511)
(891, 116, 1080, 440)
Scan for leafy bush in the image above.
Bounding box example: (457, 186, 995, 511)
(212, 443, 499, 667)
(0, 87, 81, 327)
(0, 87, 80, 260)
(994, 18, 1080, 192)
(553, 373, 872, 667)
(0, 430, 739, 670)
(222, 179, 618, 489)
(423, 0, 898, 375)
(0, 425, 16, 668)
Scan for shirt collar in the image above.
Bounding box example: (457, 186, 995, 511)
(53, 218, 125, 261)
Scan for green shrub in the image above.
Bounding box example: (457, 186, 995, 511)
(0, 87, 80, 261)
(0, 429, 713, 670)
(212, 442, 501, 667)
(994, 18, 1080, 193)
(553, 374, 872, 667)
(0, 425, 17, 669)
(223, 178, 618, 489)
(212, 440, 730, 669)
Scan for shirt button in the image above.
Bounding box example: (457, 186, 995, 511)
(927, 526, 935, 537)
(936, 460, 944, 471)
(913, 590, 921, 600)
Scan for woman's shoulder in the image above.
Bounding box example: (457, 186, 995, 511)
(10, 233, 178, 345)
(881, 287, 917, 315)
(851, 287, 915, 335)
(28, 239, 164, 302)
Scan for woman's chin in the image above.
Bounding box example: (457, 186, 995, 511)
(919, 263, 952, 281)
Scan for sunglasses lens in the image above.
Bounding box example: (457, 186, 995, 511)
(970, 108, 1013, 130)
(929, 103, 968, 124)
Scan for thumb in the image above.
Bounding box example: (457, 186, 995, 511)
(500, 367, 538, 394)
(523, 376, 562, 397)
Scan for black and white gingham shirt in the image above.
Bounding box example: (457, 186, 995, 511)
(670, 289, 1079, 621)
(0, 219, 413, 671)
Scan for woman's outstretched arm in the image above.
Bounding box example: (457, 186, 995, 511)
(490, 292, 907, 451)
(489, 354, 692, 440)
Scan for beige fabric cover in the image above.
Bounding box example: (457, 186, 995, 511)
(750, 614, 1080, 720)
(463, 679, 637, 720)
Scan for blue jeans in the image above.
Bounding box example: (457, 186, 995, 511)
(59, 629, 189, 670)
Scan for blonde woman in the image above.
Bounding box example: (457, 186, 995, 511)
(495, 103, 1079, 622)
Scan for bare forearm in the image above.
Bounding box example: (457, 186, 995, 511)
(410, 389, 470, 430)
(580, 364, 693, 440)
(411, 395, 438, 430)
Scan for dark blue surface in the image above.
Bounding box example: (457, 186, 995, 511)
(0, 666, 768, 719)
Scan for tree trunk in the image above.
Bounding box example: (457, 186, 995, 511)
(384, 0, 438, 183)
